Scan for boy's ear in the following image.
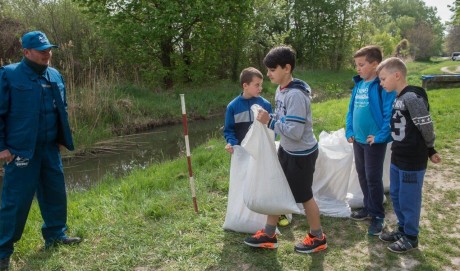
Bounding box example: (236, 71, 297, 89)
(284, 64, 292, 73)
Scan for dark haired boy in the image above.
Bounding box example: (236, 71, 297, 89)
(245, 46, 327, 254)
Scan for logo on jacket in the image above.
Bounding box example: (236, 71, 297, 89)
(14, 156, 30, 168)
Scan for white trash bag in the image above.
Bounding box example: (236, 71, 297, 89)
(312, 129, 352, 217)
(222, 146, 267, 233)
(241, 105, 302, 216)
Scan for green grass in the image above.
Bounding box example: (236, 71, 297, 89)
(10, 85, 460, 270)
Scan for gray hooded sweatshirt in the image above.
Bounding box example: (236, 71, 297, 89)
(267, 78, 318, 155)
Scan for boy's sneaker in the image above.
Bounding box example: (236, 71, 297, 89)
(294, 233, 327, 254)
(379, 230, 404, 243)
(0, 257, 9, 271)
(350, 209, 371, 221)
(368, 217, 385, 236)
(244, 229, 278, 249)
(278, 215, 290, 227)
(387, 235, 418, 253)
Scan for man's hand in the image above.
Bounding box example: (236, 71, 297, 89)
(0, 149, 14, 164)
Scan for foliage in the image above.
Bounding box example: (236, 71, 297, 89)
(0, 17, 24, 63)
(0, 0, 451, 89)
(445, 24, 460, 54)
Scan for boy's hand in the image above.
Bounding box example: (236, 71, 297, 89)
(256, 109, 270, 124)
(430, 153, 441, 164)
(366, 135, 375, 145)
(347, 136, 354, 143)
(225, 143, 234, 154)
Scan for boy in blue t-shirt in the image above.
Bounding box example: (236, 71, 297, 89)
(345, 45, 396, 235)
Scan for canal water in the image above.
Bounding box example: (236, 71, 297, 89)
(0, 115, 224, 194)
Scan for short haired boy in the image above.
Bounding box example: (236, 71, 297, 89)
(245, 46, 327, 254)
(345, 45, 396, 235)
(377, 57, 441, 253)
(224, 67, 272, 154)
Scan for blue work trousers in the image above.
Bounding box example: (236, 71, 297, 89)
(353, 141, 387, 218)
(0, 143, 67, 259)
(389, 163, 425, 237)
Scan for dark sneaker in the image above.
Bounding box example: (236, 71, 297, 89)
(388, 236, 418, 253)
(294, 233, 327, 254)
(244, 230, 278, 249)
(278, 215, 290, 227)
(350, 209, 371, 221)
(379, 230, 404, 243)
(0, 257, 9, 271)
(46, 236, 82, 248)
(368, 217, 385, 236)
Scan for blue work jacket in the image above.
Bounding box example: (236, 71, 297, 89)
(0, 59, 74, 159)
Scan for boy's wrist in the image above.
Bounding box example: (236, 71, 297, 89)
(427, 147, 437, 157)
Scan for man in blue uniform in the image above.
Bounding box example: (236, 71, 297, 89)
(0, 31, 81, 271)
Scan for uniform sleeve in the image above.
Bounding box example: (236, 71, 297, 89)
(223, 104, 238, 145)
(270, 91, 308, 141)
(405, 93, 436, 150)
(0, 68, 9, 152)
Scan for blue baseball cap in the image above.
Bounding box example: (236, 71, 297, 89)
(21, 31, 58, 51)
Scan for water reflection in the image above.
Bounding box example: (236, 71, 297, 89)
(0, 115, 224, 195)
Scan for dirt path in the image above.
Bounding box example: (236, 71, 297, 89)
(440, 65, 460, 74)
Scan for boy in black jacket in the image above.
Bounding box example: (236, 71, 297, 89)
(377, 57, 441, 253)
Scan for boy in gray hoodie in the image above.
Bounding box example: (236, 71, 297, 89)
(243, 46, 327, 254)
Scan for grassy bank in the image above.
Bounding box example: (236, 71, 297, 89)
(11, 86, 460, 270)
(68, 58, 453, 153)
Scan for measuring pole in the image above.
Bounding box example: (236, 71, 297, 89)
(180, 94, 199, 213)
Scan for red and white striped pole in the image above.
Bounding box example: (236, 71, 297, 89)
(180, 94, 199, 213)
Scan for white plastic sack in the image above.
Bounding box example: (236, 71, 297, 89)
(311, 129, 352, 217)
(241, 105, 302, 215)
(222, 146, 267, 233)
(346, 142, 391, 209)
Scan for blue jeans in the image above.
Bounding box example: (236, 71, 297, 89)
(0, 143, 68, 259)
(390, 163, 425, 237)
(353, 142, 387, 218)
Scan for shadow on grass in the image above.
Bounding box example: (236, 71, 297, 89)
(14, 244, 54, 271)
(218, 230, 283, 271)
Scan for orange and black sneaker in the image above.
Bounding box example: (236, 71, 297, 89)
(294, 233, 327, 254)
(244, 229, 278, 249)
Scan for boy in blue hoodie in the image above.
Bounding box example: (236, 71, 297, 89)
(345, 45, 396, 236)
(244, 46, 327, 254)
(377, 57, 441, 253)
